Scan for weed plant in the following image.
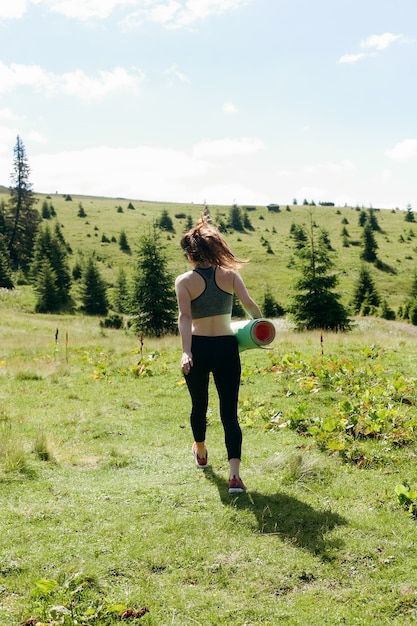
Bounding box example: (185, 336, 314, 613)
(1, 309, 417, 624)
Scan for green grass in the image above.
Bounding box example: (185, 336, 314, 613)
(2, 309, 417, 624)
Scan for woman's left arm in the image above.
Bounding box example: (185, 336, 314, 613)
(233, 271, 263, 319)
(175, 276, 193, 373)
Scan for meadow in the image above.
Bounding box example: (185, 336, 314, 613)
(2, 194, 417, 624)
(1, 292, 417, 624)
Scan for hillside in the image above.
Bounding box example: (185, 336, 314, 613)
(1, 189, 416, 313)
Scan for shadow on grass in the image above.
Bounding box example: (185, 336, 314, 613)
(204, 468, 347, 558)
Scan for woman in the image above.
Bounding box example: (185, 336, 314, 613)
(175, 213, 262, 493)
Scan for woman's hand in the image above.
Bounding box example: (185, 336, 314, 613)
(181, 351, 193, 375)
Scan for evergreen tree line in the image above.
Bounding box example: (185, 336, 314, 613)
(2, 136, 417, 335)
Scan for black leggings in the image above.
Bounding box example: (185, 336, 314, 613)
(185, 335, 242, 460)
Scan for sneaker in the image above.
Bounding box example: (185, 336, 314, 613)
(228, 475, 246, 494)
(192, 442, 208, 468)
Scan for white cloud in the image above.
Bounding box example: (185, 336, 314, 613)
(193, 137, 264, 159)
(371, 168, 393, 184)
(223, 102, 238, 114)
(296, 186, 328, 203)
(0, 107, 19, 121)
(122, 0, 248, 30)
(148, 0, 181, 25)
(30, 144, 210, 199)
(198, 181, 269, 207)
(0, 0, 246, 27)
(0, 61, 144, 100)
(318, 160, 355, 174)
(40, 0, 137, 21)
(171, 0, 248, 26)
(28, 139, 268, 203)
(0, 125, 19, 157)
(163, 64, 189, 85)
(339, 53, 366, 64)
(339, 32, 405, 64)
(278, 160, 355, 177)
(0, 0, 27, 19)
(26, 130, 49, 144)
(361, 33, 403, 51)
(58, 67, 144, 100)
(385, 139, 417, 162)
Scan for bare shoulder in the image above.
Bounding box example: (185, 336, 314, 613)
(216, 266, 239, 292)
(175, 270, 193, 287)
(217, 267, 238, 279)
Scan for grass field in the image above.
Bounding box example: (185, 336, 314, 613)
(1, 296, 417, 624)
(2, 192, 417, 623)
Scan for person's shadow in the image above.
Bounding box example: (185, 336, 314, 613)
(204, 468, 347, 558)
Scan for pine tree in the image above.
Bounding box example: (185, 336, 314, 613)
(30, 223, 72, 310)
(351, 266, 380, 315)
(0, 234, 14, 289)
(0, 199, 6, 236)
(243, 210, 254, 231)
(358, 210, 367, 227)
(184, 215, 193, 232)
(408, 268, 417, 299)
(262, 286, 285, 318)
(405, 204, 415, 223)
(113, 267, 130, 313)
(289, 216, 351, 331)
(6, 136, 40, 270)
(158, 209, 175, 233)
(34, 260, 61, 313)
(119, 229, 131, 253)
(130, 226, 177, 336)
(228, 205, 244, 232)
(41, 200, 51, 219)
(360, 221, 378, 262)
(79, 256, 108, 315)
(290, 223, 308, 248)
(367, 208, 381, 232)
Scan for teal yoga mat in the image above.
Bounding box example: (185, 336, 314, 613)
(231, 318, 276, 352)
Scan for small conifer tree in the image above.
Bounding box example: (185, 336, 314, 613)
(130, 226, 177, 336)
(113, 267, 130, 314)
(0, 234, 14, 289)
(360, 221, 378, 262)
(262, 287, 284, 318)
(79, 256, 108, 315)
(289, 218, 351, 331)
(119, 229, 131, 253)
(30, 223, 72, 310)
(34, 260, 61, 312)
(351, 266, 380, 315)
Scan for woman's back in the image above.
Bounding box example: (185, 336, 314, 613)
(179, 265, 235, 337)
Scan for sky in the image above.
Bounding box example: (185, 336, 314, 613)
(0, 0, 416, 209)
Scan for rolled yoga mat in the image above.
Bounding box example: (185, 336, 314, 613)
(231, 318, 276, 352)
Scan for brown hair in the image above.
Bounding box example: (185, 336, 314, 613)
(180, 213, 247, 270)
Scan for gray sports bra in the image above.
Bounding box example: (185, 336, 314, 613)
(190, 267, 233, 319)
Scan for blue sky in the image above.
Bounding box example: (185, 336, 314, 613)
(0, 0, 416, 209)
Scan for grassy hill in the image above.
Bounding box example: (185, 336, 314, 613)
(3, 190, 417, 623)
(1, 189, 416, 314)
